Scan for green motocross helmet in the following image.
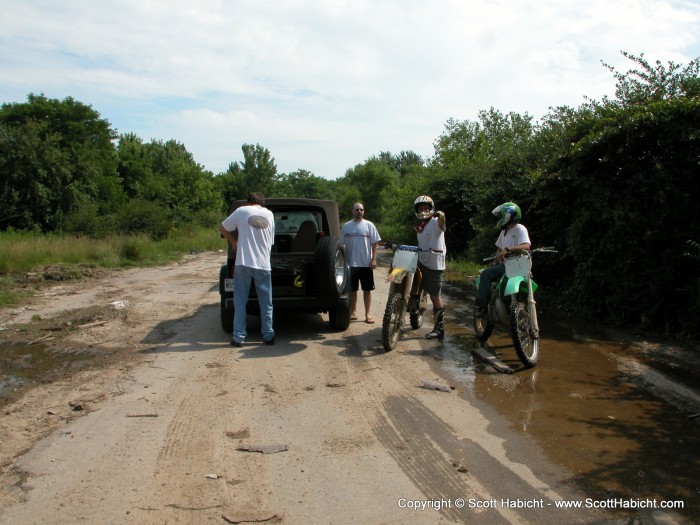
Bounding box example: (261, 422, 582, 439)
(492, 202, 521, 229)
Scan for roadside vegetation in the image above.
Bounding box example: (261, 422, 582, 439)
(0, 228, 225, 307)
(2, 52, 699, 336)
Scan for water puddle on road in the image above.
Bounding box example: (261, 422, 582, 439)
(0, 341, 98, 405)
(437, 284, 700, 521)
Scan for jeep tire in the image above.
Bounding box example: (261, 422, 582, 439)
(329, 298, 351, 331)
(314, 236, 348, 301)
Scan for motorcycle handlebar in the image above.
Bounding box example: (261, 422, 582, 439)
(379, 241, 443, 254)
(482, 247, 558, 262)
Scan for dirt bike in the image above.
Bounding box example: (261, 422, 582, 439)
(380, 242, 431, 352)
(474, 247, 557, 368)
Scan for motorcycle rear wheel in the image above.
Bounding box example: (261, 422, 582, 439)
(473, 305, 494, 341)
(509, 301, 538, 368)
(382, 291, 405, 352)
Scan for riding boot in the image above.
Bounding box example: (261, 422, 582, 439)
(425, 308, 445, 340)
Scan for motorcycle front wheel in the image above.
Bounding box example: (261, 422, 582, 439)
(509, 301, 538, 368)
(409, 289, 428, 329)
(382, 291, 405, 352)
(473, 305, 495, 341)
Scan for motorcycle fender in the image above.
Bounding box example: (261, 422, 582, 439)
(504, 276, 538, 296)
(389, 268, 408, 284)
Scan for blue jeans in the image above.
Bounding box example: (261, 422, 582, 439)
(476, 263, 505, 308)
(233, 265, 274, 343)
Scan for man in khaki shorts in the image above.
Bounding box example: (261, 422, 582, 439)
(413, 195, 446, 339)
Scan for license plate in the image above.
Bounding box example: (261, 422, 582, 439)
(225, 278, 234, 292)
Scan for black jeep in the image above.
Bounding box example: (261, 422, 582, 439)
(219, 198, 351, 332)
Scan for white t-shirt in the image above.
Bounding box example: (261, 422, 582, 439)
(221, 205, 275, 270)
(417, 217, 446, 271)
(341, 219, 381, 267)
(496, 223, 530, 250)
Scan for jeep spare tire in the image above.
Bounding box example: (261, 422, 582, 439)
(314, 236, 348, 301)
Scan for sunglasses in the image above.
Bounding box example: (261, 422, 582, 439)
(354, 208, 364, 212)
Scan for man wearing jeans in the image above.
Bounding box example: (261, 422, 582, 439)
(219, 192, 275, 347)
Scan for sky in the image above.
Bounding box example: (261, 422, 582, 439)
(1, 1, 699, 180)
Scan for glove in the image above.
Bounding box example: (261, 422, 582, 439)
(435, 211, 445, 220)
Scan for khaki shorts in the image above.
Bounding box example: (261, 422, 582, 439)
(419, 265, 443, 296)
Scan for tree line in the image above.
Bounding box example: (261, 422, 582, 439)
(1, 52, 699, 335)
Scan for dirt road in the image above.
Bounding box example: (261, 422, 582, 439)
(0, 251, 691, 524)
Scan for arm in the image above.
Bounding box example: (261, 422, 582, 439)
(496, 242, 532, 263)
(435, 211, 446, 230)
(219, 224, 238, 252)
(370, 242, 378, 269)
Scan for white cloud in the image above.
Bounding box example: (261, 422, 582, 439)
(1, 0, 698, 178)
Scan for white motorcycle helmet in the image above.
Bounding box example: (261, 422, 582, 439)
(414, 195, 435, 220)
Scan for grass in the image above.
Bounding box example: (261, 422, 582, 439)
(0, 228, 226, 307)
(0, 229, 482, 308)
(445, 258, 481, 287)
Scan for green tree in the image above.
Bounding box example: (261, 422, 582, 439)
(116, 136, 221, 232)
(381, 162, 433, 244)
(600, 51, 700, 106)
(116, 133, 153, 199)
(538, 96, 700, 328)
(377, 150, 424, 176)
(0, 93, 122, 231)
(215, 144, 279, 209)
(276, 169, 334, 199)
(428, 109, 538, 258)
(337, 157, 397, 223)
(534, 52, 700, 332)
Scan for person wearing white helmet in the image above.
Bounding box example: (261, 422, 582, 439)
(413, 195, 447, 339)
(475, 202, 531, 317)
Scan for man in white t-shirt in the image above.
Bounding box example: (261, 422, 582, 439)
(341, 202, 381, 323)
(475, 202, 531, 317)
(413, 195, 447, 339)
(219, 192, 275, 347)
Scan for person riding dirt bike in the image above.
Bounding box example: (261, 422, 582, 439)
(413, 195, 447, 339)
(475, 202, 531, 318)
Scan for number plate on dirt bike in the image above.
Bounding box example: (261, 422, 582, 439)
(391, 250, 419, 273)
(225, 278, 234, 292)
(504, 254, 532, 278)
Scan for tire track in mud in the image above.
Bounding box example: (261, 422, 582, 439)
(157, 387, 202, 462)
(132, 348, 237, 524)
(340, 335, 482, 523)
(156, 344, 230, 463)
(374, 397, 491, 523)
(340, 333, 585, 525)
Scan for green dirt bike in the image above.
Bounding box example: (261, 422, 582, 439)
(474, 248, 557, 368)
(380, 242, 431, 352)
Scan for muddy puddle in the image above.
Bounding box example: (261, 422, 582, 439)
(0, 341, 104, 406)
(437, 282, 700, 522)
(0, 304, 125, 405)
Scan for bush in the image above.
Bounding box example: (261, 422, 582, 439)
(64, 202, 116, 238)
(116, 199, 171, 239)
(119, 238, 143, 261)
